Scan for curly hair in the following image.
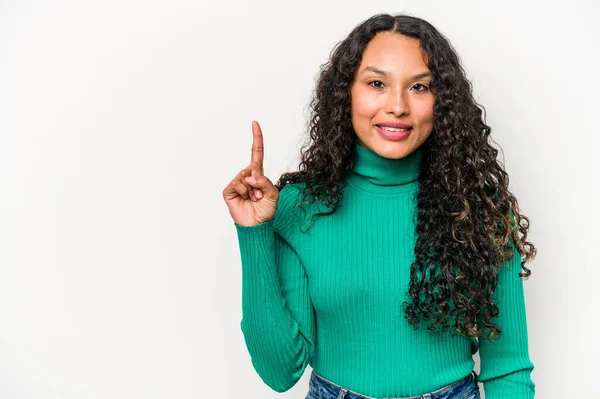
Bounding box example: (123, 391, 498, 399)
(275, 13, 537, 342)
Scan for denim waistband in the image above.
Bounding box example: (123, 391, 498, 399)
(308, 370, 479, 399)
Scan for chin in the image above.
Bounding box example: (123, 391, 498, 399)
(372, 140, 413, 159)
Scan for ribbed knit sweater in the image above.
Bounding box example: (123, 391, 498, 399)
(234, 141, 535, 398)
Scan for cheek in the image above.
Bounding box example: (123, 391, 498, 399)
(414, 99, 435, 123)
(352, 90, 380, 119)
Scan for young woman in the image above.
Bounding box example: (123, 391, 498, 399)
(222, 13, 537, 399)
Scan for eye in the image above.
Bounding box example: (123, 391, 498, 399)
(413, 83, 429, 91)
(368, 80, 385, 89)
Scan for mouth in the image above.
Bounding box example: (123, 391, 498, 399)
(375, 125, 412, 140)
(375, 125, 412, 132)
(376, 125, 413, 132)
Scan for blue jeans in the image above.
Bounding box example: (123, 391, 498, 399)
(306, 370, 480, 399)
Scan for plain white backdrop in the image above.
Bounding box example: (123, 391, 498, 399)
(1, 0, 599, 397)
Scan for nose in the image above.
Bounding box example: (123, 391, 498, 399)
(384, 87, 409, 117)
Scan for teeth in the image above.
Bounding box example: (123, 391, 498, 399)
(380, 126, 409, 132)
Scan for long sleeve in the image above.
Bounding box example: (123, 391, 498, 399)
(234, 184, 316, 392)
(477, 239, 535, 398)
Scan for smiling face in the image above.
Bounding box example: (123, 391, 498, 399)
(350, 32, 436, 159)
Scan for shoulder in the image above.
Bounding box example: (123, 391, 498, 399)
(277, 182, 306, 212)
(274, 181, 334, 235)
(273, 182, 305, 236)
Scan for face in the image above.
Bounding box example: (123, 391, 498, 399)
(350, 32, 435, 159)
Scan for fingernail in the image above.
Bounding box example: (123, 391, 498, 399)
(256, 190, 263, 198)
(247, 177, 256, 184)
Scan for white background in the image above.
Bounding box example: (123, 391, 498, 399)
(1, 0, 599, 398)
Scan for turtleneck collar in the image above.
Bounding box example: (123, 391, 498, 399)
(344, 141, 424, 196)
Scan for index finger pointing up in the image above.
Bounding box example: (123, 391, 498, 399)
(251, 120, 264, 167)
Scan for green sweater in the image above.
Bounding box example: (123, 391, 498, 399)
(234, 141, 535, 398)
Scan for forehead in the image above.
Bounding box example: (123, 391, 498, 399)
(359, 32, 429, 71)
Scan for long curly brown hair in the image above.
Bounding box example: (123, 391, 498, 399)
(275, 13, 537, 342)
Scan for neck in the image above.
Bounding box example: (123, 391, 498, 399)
(345, 141, 424, 196)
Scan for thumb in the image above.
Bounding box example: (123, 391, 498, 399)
(244, 175, 277, 197)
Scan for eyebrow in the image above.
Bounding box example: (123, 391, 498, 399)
(360, 66, 432, 80)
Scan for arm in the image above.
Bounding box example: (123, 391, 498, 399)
(234, 185, 316, 392)
(477, 240, 536, 398)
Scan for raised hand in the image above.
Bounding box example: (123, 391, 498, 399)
(222, 121, 280, 226)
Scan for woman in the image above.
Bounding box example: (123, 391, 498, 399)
(222, 13, 536, 399)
